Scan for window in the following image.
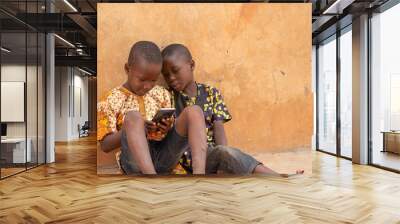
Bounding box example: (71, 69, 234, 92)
(339, 27, 352, 158)
(371, 3, 400, 171)
(317, 35, 337, 154)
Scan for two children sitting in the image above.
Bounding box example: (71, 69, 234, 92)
(98, 41, 303, 176)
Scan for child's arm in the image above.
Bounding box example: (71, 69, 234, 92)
(214, 120, 228, 146)
(211, 87, 232, 146)
(97, 91, 124, 153)
(100, 131, 122, 153)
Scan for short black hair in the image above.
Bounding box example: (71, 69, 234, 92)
(128, 41, 162, 65)
(161, 43, 192, 61)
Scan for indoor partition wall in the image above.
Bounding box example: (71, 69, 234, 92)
(0, 0, 46, 179)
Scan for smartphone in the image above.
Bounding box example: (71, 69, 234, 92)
(152, 108, 176, 123)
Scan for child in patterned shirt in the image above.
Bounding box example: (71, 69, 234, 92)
(161, 43, 304, 177)
(98, 41, 209, 175)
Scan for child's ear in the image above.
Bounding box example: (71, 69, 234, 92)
(190, 60, 195, 71)
(124, 63, 130, 74)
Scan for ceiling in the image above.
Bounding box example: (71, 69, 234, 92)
(0, 0, 393, 75)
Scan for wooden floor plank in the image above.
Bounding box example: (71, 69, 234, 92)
(0, 136, 399, 223)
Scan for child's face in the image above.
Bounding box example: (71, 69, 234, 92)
(162, 55, 194, 92)
(125, 60, 161, 96)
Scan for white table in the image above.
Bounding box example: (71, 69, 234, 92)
(1, 138, 32, 163)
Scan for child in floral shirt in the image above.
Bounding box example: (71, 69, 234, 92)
(98, 41, 209, 175)
(162, 43, 304, 176)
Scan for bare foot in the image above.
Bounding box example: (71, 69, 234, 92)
(280, 169, 304, 178)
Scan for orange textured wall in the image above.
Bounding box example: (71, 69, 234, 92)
(97, 3, 312, 172)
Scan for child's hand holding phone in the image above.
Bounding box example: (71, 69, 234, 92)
(145, 108, 175, 141)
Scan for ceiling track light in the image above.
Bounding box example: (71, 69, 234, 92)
(322, 0, 355, 15)
(77, 67, 93, 76)
(1, 47, 11, 53)
(54, 34, 76, 48)
(63, 0, 78, 12)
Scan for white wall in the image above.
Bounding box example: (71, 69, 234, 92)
(1, 65, 26, 140)
(1, 65, 38, 137)
(1, 64, 46, 163)
(70, 72, 89, 139)
(55, 67, 89, 141)
(55, 66, 69, 141)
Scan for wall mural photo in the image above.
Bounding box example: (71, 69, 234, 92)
(97, 3, 313, 176)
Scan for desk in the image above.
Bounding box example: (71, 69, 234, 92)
(382, 131, 400, 154)
(1, 138, 31, 164)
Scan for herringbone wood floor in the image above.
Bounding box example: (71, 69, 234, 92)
(1, 136, 400, 224)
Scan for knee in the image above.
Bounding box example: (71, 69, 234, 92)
(182, 105, 203, 120)
(123, 110, 144, 127)
(214, 145, 240, 159)
(215, 145, 229, 154)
